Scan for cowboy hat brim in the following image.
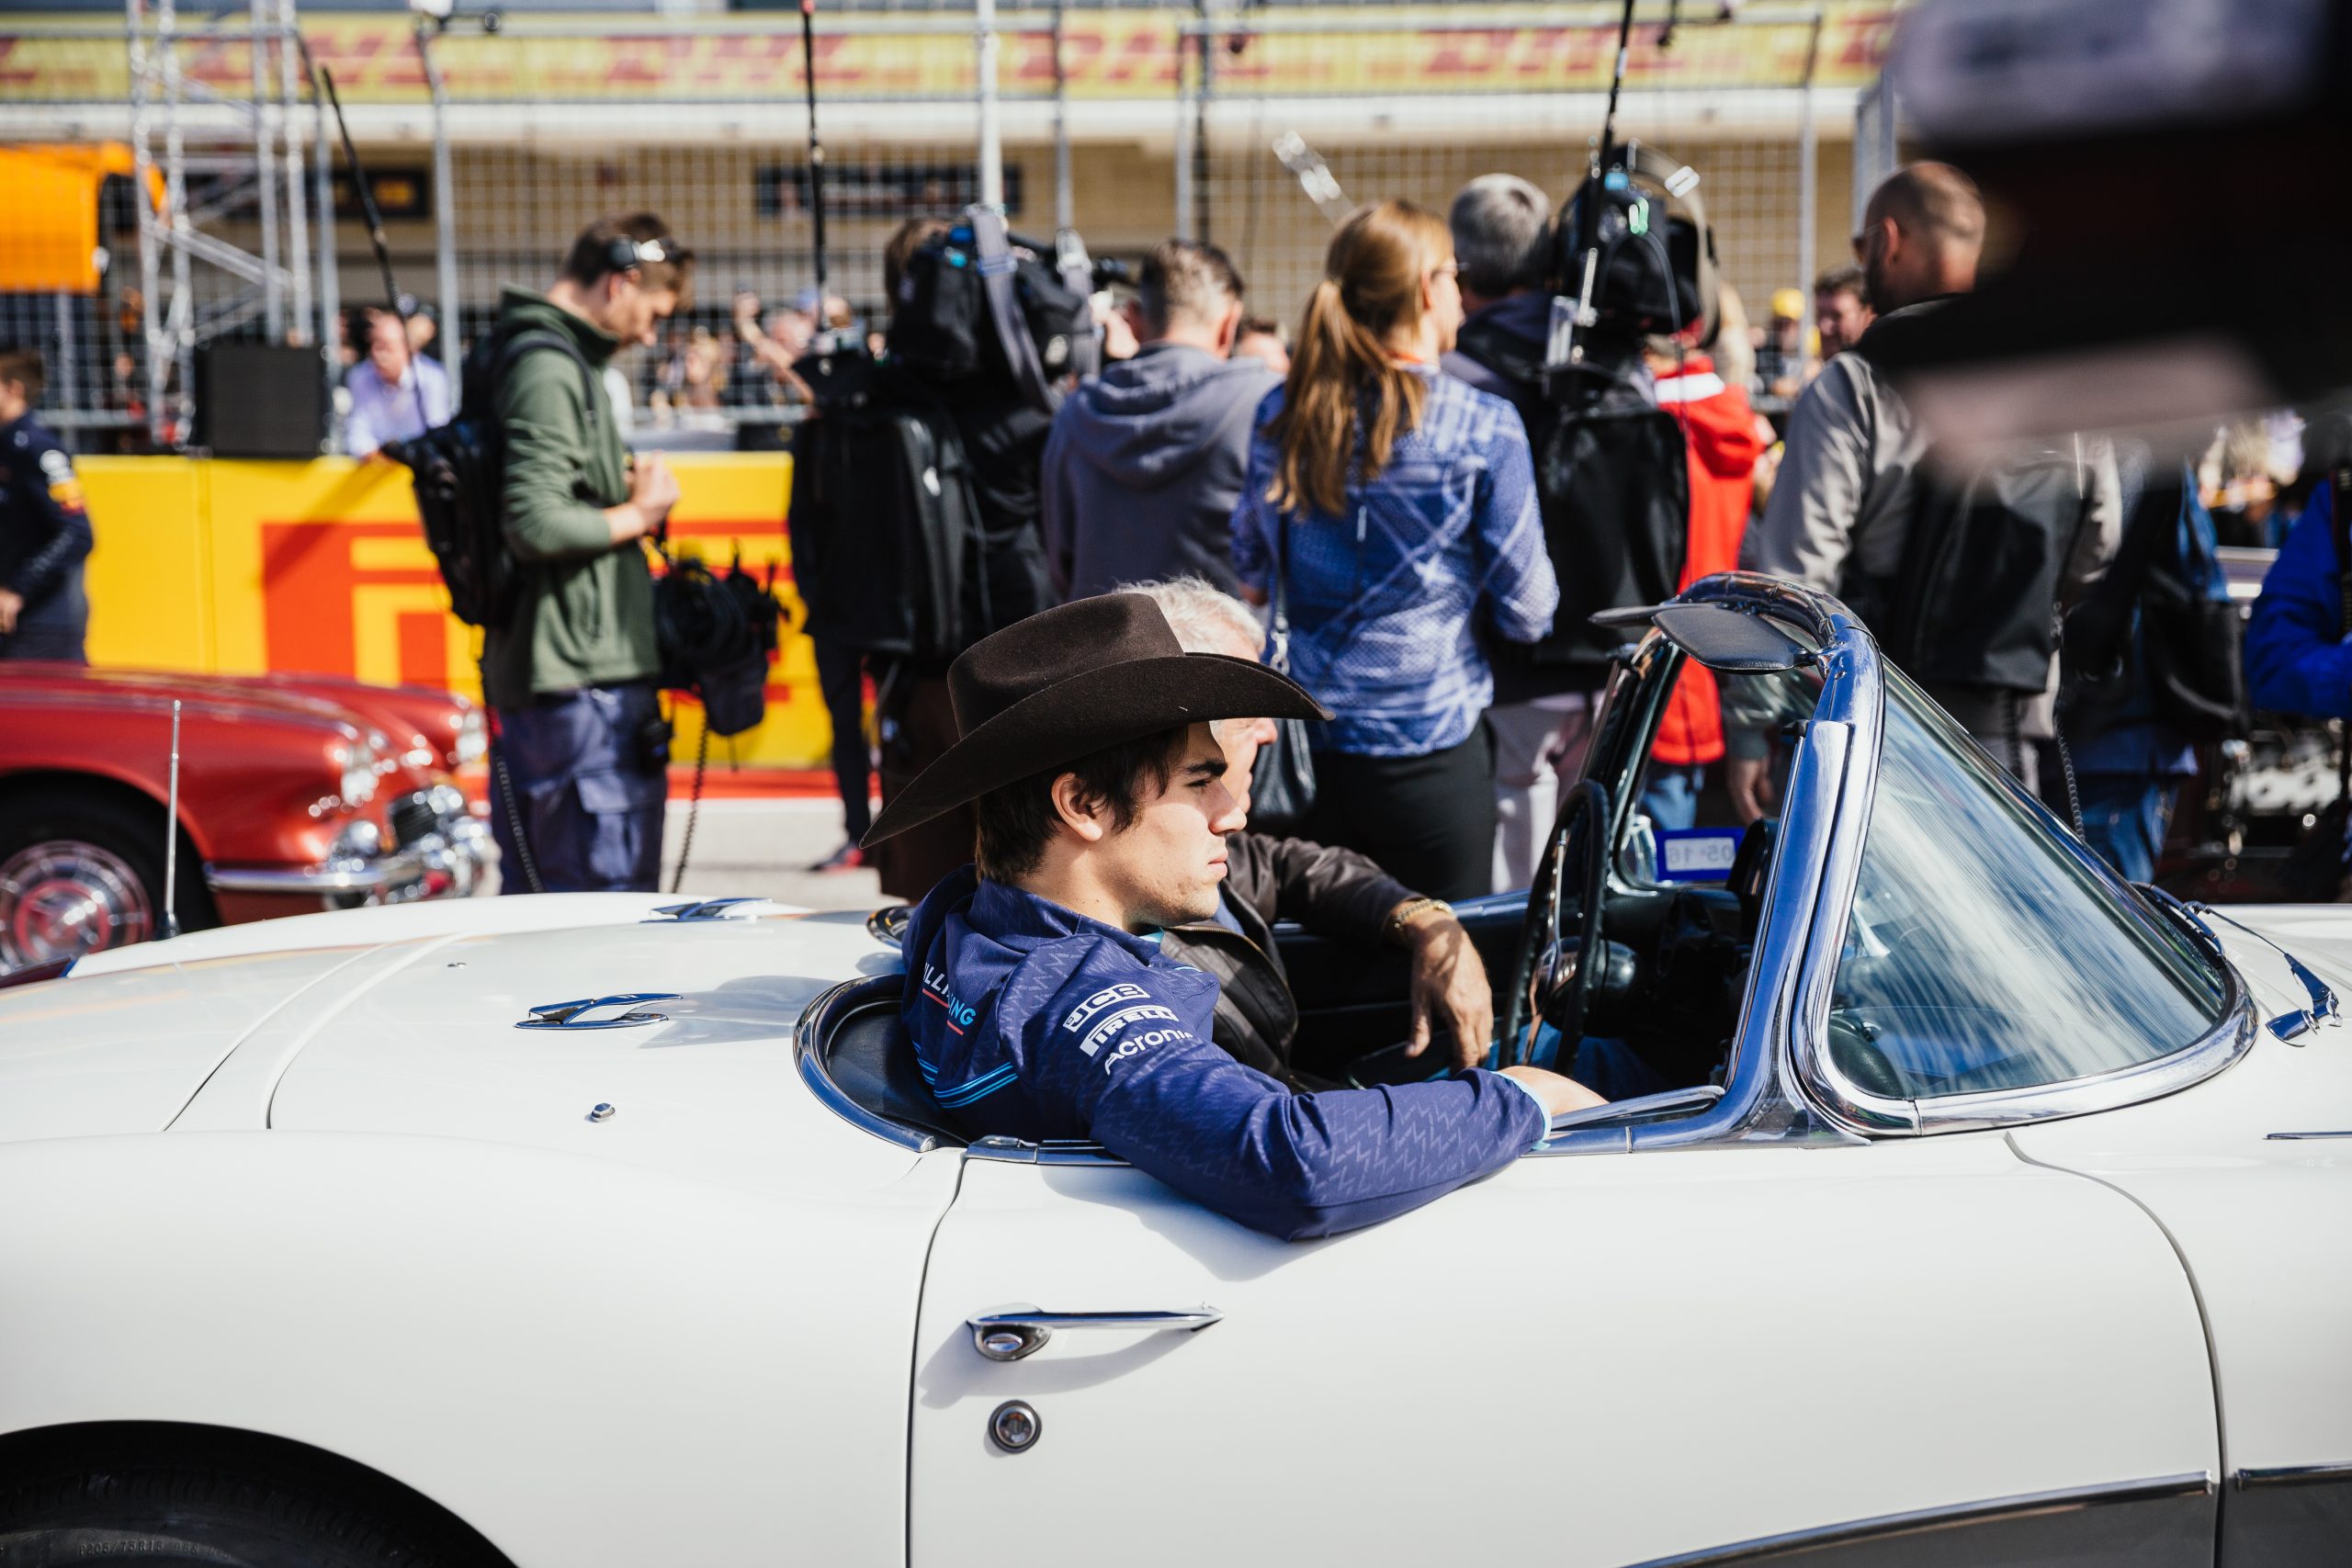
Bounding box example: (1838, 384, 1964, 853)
(862, 652, 1329, 848)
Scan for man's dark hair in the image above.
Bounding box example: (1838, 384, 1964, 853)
(561, 212, 696, 301)
(883, 216, 955, 302)
(1235, 315, 1283, 344)
(974, 726, 1189, 882)
(1815, 264, 1866, 301)
(1136, 240, 1245, 337)
(0, 345, 46, 402)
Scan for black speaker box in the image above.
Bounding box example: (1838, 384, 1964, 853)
(196, 343, 329, 458)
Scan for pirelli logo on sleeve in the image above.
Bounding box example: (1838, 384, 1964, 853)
(1061, 983, 1193, 1070)
(1061, 983, 1148, 1038)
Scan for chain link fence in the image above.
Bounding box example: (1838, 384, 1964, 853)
(1, 2, 1896, 450)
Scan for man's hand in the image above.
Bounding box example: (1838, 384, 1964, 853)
(605, 456, 681, 546)
(1400, 907, 1494, 1070)
(1725, 754, 1778, 825)
(1500, 1065, 1608, 1119)
(0, 588, 19, 637)
(632, 452, 681, 523)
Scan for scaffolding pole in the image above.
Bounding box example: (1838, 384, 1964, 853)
(1797, 12, 1822, 379)
(975, 0, 1004, 211)
(1051, 0, 1072, 231)
(418, 22, 460, 407)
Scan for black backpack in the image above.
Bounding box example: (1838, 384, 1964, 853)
(887, 207, 1096, 415)
(787, 346, 982, 663)
(1454, 315, 1690, 692)
(390, 326, 598, 630)
(1850, 307, 2098, 694)
(2063, 465, 2248, 743)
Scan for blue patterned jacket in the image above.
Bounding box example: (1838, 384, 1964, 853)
(902, 868, 1549, 1239)
(1229, 367, 1560, 756)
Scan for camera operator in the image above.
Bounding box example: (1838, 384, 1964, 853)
(855, 215, 1063, 898)
(481, 213, 695, 893)
(1441, 175, 1596, 890)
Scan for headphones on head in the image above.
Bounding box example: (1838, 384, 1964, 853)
(603, 235, 678, 277)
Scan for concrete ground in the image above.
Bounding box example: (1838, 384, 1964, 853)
(656, 793, 887, 912)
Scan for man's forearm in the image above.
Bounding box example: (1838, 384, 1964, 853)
(603, 501, 655, 545)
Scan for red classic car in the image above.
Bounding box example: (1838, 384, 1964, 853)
(0, 664, 493, 971)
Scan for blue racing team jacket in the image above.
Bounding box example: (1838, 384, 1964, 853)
(902, 868, 1550, 1240)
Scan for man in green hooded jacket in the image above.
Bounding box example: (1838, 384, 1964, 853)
(482, 212, 693, 893)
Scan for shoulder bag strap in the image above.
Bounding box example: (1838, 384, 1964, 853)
(2332, 465, 2352, 800)
(966, 206, 1058, 416)
(496, 328, 602, 434)
(1271, 512, 1294, 674)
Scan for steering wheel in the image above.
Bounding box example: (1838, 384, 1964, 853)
(1499, 779, 1611, 1068)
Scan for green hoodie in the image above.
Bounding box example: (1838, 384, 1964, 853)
(479, 286, 658, 710)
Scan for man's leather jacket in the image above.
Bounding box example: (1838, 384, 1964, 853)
(1161, 832, 1412, 1089)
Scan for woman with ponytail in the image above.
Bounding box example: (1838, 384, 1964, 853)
(1230, 200, 1560, 902)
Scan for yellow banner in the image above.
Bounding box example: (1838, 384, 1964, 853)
(6, 6, 1897, 105)
(78, 453, 830, 769)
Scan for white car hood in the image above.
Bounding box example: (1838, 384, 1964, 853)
(2, 908, 918, 1194)
(0, 948, 364, 1141)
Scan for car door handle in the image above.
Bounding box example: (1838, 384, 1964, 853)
(967, 1304, 1223, 1362)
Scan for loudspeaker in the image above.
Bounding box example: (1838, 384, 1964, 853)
(196, 343, 329, 458)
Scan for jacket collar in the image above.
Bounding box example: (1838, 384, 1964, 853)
(970, 874, 1168, 964)
(496, 285, 622, 367)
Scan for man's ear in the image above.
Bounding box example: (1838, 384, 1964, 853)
(1049, 772, 1110, 844)
(1213, 299, 1244, 356)
(1871, 215, 1905, 267)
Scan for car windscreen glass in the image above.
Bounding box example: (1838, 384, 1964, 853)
(1619, 660, 1821, 893)
(1829, 672, 2229, 1099)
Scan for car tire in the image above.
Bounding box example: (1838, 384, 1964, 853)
(0, 785, 212, 968)
(0, 1438, 504, 1568)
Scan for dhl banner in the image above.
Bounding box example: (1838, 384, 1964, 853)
(6, 5, 1898, 106)
(78, 453, 830, 769)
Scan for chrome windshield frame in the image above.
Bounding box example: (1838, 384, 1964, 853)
(1781, 645, 2256, 1140)
(1542, 573, 1871, 1155)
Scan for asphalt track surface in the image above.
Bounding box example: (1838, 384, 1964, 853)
(657, 792, 884, 912)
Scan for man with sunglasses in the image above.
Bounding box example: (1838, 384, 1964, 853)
(481, 213, 696, 893)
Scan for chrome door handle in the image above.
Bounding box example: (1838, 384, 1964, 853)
(967, 1304, 1223, 1362)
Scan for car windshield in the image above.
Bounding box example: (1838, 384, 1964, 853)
(1827, 671, 2230, 1100)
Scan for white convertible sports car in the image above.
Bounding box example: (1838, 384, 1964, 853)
(1, 577, 2345, 1568)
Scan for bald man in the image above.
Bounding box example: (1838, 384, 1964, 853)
(1733, 162, 2117, 805)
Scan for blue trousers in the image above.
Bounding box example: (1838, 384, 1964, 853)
(1640, 764, 1705, 830)
(491, 681, 667, 894)
(2074, 773, 2182, 886)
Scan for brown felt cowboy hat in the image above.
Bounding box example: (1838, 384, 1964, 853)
(862, 592, 1329, 846)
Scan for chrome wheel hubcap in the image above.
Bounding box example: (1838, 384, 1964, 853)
(0, 841, 154, 967)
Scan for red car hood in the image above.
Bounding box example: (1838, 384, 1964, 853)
(2, 662, 371, 736)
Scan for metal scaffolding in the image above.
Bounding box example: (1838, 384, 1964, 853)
(126, 0, 321, 446)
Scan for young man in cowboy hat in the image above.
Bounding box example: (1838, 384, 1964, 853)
(871, 592, 1601, 1241)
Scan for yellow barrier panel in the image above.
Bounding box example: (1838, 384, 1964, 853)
(79, 453, 829, 768)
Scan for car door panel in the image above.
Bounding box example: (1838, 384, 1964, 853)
(2012, 930, 2352, 1568)
(911, 1134, 2216, 1567)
